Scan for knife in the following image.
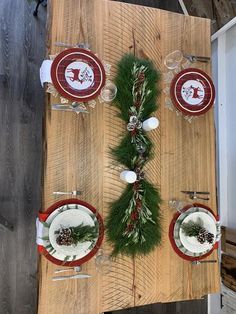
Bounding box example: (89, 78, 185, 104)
(181, 191, 210, 195)
(52, 274, 91, 281)
(55, 42, 90, 49)
(192, 260, 217, 265)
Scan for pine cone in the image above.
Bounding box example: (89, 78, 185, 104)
(56, 228, 74, 246)
(196, 228, 207, 244)
(206, 232, 214, 244)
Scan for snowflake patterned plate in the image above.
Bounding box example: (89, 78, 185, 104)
(49, 209, 98, 257)
(51, 48, 106, 102)
(170, 68, 215, 116)
(179, 212, 217, 254)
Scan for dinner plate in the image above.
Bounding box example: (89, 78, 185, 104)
(179, 212, 216, 253)
(170, 68, 215, 116)
(49, 209, 98, 256)
(42, 203, 99, 262)
(51, 48, 106, 102)
(173, 206, 216, 257)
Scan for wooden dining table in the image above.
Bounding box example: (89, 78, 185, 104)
(38, 1, 220, 313)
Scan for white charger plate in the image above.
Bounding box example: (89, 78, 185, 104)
(49, 209, 98, 256)
(179, 212, 216, 253)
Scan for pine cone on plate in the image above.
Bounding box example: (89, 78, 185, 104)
(206, 232, 214, 244)
(56, 228, 74, 246)
(196, 228, 208, 244)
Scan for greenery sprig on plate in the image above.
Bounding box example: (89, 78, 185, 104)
(106, 54, 162, 257)
(55, 223, 99, 246)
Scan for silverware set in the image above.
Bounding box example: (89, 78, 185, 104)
(53, 266, 92, 281)
(51, 103, 89, 114)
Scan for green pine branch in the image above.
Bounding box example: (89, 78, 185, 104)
(181, 217, 203, 237)
(70, 224, 98, 244)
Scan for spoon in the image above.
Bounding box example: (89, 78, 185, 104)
(54, 266, 82, 274)
(190, 194, 209, 201)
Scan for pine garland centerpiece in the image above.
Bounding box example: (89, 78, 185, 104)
(106, 54, 162, 257)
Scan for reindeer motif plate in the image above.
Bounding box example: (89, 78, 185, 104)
(170, 68, 215, 116)
(51, 48, 106, 102)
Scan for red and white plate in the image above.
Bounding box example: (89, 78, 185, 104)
(170, 68, 215, 116)
(51, 48, 106, 102)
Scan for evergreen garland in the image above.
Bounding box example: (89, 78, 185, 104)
(106, 54, 162, 256)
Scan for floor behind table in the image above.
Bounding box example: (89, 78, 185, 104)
(0, 1, 46, 313)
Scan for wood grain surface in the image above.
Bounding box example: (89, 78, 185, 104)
(38, 1, 220, 313)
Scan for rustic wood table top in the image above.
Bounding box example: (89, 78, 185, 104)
(38, 1, 220, 313)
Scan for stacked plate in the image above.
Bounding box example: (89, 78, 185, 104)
(41, 201, 103, 264)
(172, 205, 220, 259)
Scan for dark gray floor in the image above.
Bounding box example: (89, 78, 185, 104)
(107, 296, 207, 314)
(113, 0, 182, 13)
(0, 1, 206, 314)
(0, 0, 46, 313)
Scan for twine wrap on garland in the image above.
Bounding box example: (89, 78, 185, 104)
(106, 54, 162, 256)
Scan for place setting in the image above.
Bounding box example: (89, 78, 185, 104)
(169, 194, 221, 262)
(36, 198, 113, 280)
(39, 43, 117, 114)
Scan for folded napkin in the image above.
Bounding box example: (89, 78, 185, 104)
(39, 60, 53, 87)
(36, 218, 44, 246)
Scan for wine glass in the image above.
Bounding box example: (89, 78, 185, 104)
(164, 50, 183, 70)
(100, 81, 117, 103)
(169, 199, 186, 213)
(95, 249, 111, 275)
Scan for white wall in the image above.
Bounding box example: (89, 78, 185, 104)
(212, 25, 236, 229)
(225, 25, 236, 228)
(209, 21, 236, 314)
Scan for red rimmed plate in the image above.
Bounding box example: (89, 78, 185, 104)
(170, 68, 215, 116)
(169, 203, 219, 261)
(38, 199, 104, 266)
(51, 48, 106, 102)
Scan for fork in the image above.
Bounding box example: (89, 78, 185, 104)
(184, 54, 211, 63)
(53, 191, 82, 196)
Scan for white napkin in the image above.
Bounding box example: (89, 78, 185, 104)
(36, 218, 44, 246)
(39, 60, 53, 87)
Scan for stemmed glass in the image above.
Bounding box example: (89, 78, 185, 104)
(169, 199, 187, 213)
(164, 50, 183, 70)
(100, 81, 117, 103)
(95, 249, 112, 275)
